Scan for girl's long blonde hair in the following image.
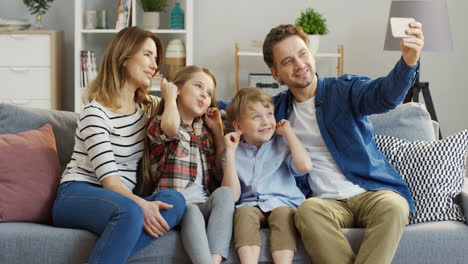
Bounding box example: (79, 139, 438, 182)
(85, 26, 164, 109)
(136, 66, 220, 196)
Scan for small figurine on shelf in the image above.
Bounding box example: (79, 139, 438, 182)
(165, 39, 186, 81)
(170, 2, 184, 29)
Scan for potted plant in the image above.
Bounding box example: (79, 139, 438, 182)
(140, 0, 168, 29)
(23, 0, 55, 29)
(295, 8, 329, 53)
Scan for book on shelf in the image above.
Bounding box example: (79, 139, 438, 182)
(115, 0, 132, 30)
(80, 50, 98, 88)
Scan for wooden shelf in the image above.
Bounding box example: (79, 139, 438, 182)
(234, 43, 344, 93)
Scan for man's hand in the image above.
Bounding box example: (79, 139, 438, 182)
(401, 21, 424, 66)
(140, 200, 173, 238)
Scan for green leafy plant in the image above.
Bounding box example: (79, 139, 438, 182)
(140, 0, 168, 12)
(295, 8, 329, 35)
(23, 0, 54, 15)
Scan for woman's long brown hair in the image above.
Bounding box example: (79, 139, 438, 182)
(85, 26, 164, 109)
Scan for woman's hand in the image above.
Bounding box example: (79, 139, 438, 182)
(139, 200, 173, 237)
(102, 175, 173, 238)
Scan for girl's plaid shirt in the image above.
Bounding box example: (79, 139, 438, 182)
(146, 116, 218, 193)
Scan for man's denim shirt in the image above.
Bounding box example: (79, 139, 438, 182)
(273, 58, 418, 212)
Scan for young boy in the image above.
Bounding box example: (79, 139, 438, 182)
(222, 87, 312, 264)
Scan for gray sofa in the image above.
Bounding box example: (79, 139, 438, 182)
(0, 102, 467, 264)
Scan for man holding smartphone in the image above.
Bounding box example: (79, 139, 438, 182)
(262, 21, 423, 264)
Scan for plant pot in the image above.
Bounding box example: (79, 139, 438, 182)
(142, 12, 160, 29)
(308, 34, 320, 54)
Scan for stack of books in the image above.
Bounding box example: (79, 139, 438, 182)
(0, 18, 30, 30)
(80, 50, 98, 88)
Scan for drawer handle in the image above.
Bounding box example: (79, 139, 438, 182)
(9, 35, 27, 40)
(8, 100, 31, 105)
(10, 68, 30, 73)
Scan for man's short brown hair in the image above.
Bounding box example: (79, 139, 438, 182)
(226, 87, 274, 124)
(263, 24, 309, 68)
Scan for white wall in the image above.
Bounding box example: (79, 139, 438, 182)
(1, 0, 466, 136)
(193, 0, 468, 137)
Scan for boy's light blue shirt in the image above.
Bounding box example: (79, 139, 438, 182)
(234, 134, 308, 212)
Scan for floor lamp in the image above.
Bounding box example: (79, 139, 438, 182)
(384, 0, 453, 139)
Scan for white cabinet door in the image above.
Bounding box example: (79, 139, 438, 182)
(0, 67, 51, 99)
(0, 34, 50, 67)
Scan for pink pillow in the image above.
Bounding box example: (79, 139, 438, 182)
(0, 124, 61, 224)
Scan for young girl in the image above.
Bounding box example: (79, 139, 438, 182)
(52, 27, 185, 264)
(138, 66, 234, 264)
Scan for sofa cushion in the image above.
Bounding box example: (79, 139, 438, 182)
(375, 130, 468, 224)
(369, 102, 436, 141)
(0, 124, 61, 224)
(1, 222, 468, 264)
(0, 103, 78, 171)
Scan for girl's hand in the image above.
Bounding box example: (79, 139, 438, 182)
(224, 131, 242, 151)
(160, 78, 178, 102)
(275, 119, 292, 137)
(140, 200, 173, 237)
(204, 107, 223, 133)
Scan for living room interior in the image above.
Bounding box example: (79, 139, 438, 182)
(1, 0, 466, 136)
(0, 0, 467, 263)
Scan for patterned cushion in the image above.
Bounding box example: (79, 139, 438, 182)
(375, 130, 468, 224)
(0, 124, 61, 224)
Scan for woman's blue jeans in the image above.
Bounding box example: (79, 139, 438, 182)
(52, 181, 185, 264)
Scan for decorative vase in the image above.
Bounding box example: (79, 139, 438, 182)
(308, 34, 320, 54)
(165, 39, 186, 81)
(33, 14, 45, 30)
(170, 2, 184, 29)
(142, 12, 160, 29)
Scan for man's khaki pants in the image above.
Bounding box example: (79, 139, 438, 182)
(295, 190, 409, 264)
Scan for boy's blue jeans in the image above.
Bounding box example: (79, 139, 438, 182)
(52, 181, 185, 264)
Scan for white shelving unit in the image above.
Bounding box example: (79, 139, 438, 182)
(74, 0, 194, 112)
(234, 43, 344, 93)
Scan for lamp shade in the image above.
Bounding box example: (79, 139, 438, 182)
(384, 0, 453, 51)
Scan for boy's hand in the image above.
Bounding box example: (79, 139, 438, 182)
(160, 78, 178, 102)
(275, 119, 292, 137)
(224, 131, 242, 151)
(204, 107, 223, 133)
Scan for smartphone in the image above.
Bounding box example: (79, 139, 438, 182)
(390, 17, 415, 38)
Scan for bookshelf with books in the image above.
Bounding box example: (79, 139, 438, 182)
(74, 0, 194, 112)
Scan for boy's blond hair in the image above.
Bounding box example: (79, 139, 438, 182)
(226, 87, 274, 124)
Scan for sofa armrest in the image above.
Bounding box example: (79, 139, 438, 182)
(431, 120, 440, 139)
(462, 180, 468, 224)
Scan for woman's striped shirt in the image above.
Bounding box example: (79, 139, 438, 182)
(61, 99, 148, 192)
